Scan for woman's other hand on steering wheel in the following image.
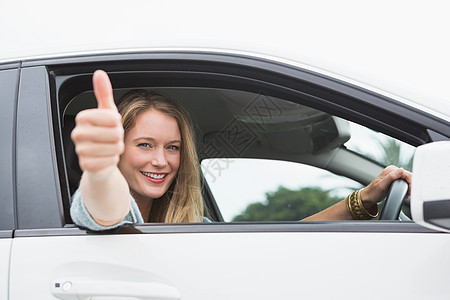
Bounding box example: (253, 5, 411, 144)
(360, 165, 412, 208)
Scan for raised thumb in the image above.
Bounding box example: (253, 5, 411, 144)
(93, 70, 117, 111)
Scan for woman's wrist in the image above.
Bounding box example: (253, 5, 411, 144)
(346, 189, 379, 220)
(83, 165, 119, 182)
(359, 187, 378, 209)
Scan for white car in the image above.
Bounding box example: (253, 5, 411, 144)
(1, 1, 450, 299)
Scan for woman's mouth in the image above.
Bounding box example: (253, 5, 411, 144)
(140, 171, 168, 183)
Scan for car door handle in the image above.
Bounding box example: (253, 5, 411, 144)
(51, 277, 181, 300)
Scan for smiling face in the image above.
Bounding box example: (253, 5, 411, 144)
(118, 108, 181, 201)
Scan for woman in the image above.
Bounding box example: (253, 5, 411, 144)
(70, 70, 203, 230)
(71, 70, 411, 230)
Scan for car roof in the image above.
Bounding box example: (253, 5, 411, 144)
(1, 1, 449, 120)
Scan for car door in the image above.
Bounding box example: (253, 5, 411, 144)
(9, 51, 450, 299)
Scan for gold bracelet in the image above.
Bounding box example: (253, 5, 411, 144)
(346, 190, 379, 220)
(357, 190, 379, 218)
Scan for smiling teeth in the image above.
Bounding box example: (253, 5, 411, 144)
(142, 172, 166, 179)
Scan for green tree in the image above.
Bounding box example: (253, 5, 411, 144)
(351, 138, 414, 171)
(232, 186, 341, 221)
(378, 139, 413, 171)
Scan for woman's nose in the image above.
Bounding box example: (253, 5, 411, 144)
(150, 148, 167, 168)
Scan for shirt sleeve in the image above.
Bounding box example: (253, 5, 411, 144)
(70, 188, 144, 231)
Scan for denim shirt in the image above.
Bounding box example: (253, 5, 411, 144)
(70, 189, 144, 231)
(70, 189, 210, 231)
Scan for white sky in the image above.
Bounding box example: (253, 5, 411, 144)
(1, 0, 449, 112)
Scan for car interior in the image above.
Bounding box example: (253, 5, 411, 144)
(61, 86, 404, 223)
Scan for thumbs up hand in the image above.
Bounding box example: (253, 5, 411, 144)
(71, 70, 124, 179)
(93, 69, 118, 111)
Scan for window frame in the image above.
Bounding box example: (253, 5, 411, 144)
(15, 66, 65, 229)
(15, 50, 450, 234)
(0, 63, 20, 233)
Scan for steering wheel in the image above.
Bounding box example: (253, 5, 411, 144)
(379, 179, 409, 220)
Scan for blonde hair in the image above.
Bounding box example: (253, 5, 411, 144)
(118, 89, 203, 223)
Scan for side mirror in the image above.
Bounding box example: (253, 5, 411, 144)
(411, 141, 450, 232)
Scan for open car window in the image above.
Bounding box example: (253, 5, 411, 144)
(63, 85, 416, 223)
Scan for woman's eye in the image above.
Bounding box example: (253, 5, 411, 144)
(168, 145, 180, 151)
(138, 143, 151, 148)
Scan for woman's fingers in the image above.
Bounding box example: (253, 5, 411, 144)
(75, 141, 124, 158)
(72, 118, 124, 174)
(71, 123, 124, 143)
(71, 70, 124, 176)
(75, 108, 122, 127)
(361, 165, 412, 205)
(398, 168, 412, 196)
(381, 166, 403, 187)
(381, 167, 412, 192)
